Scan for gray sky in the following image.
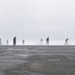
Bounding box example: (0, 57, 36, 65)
(0, 0, 75, 44)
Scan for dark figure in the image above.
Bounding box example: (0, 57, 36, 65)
(64, 38, 69, 45)
(7, 39, 9, 45)
(22, 40, 25, 45)
(46, 37, 49, 45)
(40, 38, 43, 45)
(13, 37, 16, 45)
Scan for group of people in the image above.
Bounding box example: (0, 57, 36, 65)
(40, 37, 50, 45)
(0, 37, 25, 45)
(40, 37, 69, 45)
(0, 37, 69, 45)
(13, 37, 25, 45)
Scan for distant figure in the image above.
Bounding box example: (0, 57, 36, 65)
(13, 37, 16, 45)
(46, 37, 49, 45)
(64, 38, 69, 45)
(7, 39, 9, 45)
(0, 38, 1, 45)
(40, 38, 43, 45)
(22, 40, 25, 45)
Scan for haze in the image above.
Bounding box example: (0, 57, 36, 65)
(0, 0, 75, 45)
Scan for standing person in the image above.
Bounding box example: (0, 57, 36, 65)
(13, 37, 16, 45)
(46, 37, 49, 45)
(64, 38, 69, 45)
(7, 39, 9, 45)
(40, 38, 43, 45)
(22, 40, 25, 45)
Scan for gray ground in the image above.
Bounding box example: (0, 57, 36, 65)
(0, 45, 75, 75)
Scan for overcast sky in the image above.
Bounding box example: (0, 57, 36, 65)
(0, 0, 75, 44)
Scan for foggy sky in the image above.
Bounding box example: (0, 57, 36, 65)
(0, 0, 75, 43)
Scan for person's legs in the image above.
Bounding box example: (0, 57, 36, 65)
(46, 41, 49, 45)
(66, 41, 68, 45)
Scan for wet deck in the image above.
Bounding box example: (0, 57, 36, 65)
(0, 45, 75, 75)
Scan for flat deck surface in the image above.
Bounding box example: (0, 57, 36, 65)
(0, 45, 75, 75)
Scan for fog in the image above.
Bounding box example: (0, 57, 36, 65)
(0, 0, 75, 45)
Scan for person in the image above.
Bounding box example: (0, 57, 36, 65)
(7, 39, 9, 45)
(13, 37, 16, 45)
(46, 37, 49, 45)
(64, 38, 69, 45)
(40, 38, 43, 45)
(22, 40, 25, 45)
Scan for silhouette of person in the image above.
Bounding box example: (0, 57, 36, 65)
(7, 39, 9, 45)
(64, 38, 69, 45)
(22, 40, 25, 45)
(46, 37, 49, 45)
(40, 38, 43, 45)
(13, 37, 16, 45)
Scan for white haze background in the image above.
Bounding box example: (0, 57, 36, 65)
(0, 0, 75, 45)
